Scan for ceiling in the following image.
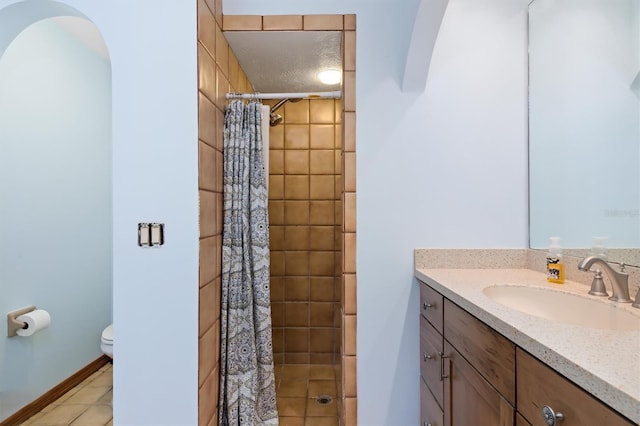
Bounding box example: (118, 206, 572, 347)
(224, 31, 343, 94)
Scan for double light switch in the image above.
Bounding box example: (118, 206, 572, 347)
(138, 223, 164, 247)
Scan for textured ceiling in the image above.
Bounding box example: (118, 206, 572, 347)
(224, 31, 343, 94)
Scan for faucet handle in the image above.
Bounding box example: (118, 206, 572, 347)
(633, 288, 640, 309)
(620, 262, 626, 272)
(588, 270, 608, 297)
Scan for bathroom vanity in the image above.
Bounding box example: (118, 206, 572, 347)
(416, 268, 640, 426)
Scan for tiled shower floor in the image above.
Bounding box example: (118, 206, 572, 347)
(23, 363, 338, 425)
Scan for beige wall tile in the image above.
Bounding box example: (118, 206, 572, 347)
(269, 123, 285, 149)
(344, 31, 356, 72)
(214, 25, 229, 79)
(344, 356, 357, 397)
(272, 326, 284, 351)
(343, 315, 356, 356)
(284, 201, 310, 225)
(344, 274, 356, 315)
(263, 15, 303, 31)
(310, 175, 335, 200)
(343, 233, 356, 274)
(335, 100, 343, 123)
(215, 108, 225, 151)
(285, 303, 309, 327)
(284, 175, 310, 200)
(285, 150, 310, 174)
(310, 200, 335, 225)
(304, 14, 344, 30)
(199, 190, 216, 238)
(198, 44, 216, 103)
(310, 303, 335, 327)
(309, 226, 335, 251)
(285, 251, 309, 276)
(271, 277, 285, 302)
(215, 192, 223, 235)
(285, 125, 310, 149)
(343, 71, 356, 112)
(270, 149, 284, 174)
(228, 50, 240, 91)
(310, 328, 335, 353)
(310, 277, 335, 302)
(344, 152, 356, 192)
(269, 226, 285, 251)
(284, 226, 309, 251)
(310, 125, 335, 149)
(344, 397, 357, 426)
(223, 15, 262, 31)
(285, 277, 310, 301)
(198, 319, 218, 386)
(334, 151, 342, 175)
(344, 192, 356, 233)
(310, 353, 335, 365)
(310, 251, 335, 276)
(284, 328, 309, 352)
(215, 66, 229, 110)
(203, 0, 215, 22)
(344, 14, 356, 30)
(198, 93, 217, 147)
(271, 251, 285, 276)
(199, 236, 217, 285)
(214, 0, 222, 24)
(343, 112, 356, 152)
(334, 176, 342, 201)
(310, 150, 335, 174)
(272, 303, 284, 328)
(198, 367, 219, 424)
(215, 150, 223, 193)
(198, 0, 216, 57)
(269, 175, 284, 199)
(310, 99, 335, 124)
(199, 280, 218, 336)
(335, 124, 342, 149)
(285, 100, 310, 124)
(269, 200, 285, 225)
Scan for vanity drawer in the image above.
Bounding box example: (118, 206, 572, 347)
(421, 377, 444, 426)
(443, 299, 515, 406)
(420, 281, 443, 332)
(420, 316, 444, 408)
(516, 349, 634, 426)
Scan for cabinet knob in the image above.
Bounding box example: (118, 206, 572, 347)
(423, 353, 433, 361)
(423, 302, 434, 310)
(542, 405, 564, 426)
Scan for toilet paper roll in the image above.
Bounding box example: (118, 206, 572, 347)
(16, 309, 51, 336)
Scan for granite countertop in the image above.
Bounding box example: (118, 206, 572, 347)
(415, 267, 640, 423)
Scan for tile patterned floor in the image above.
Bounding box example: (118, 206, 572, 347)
(275, 364, 340, 426)
(22, 363, 113, 426)
(23, 363, 337, 425)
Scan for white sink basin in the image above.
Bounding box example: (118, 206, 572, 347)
(483, 285, 640, 331)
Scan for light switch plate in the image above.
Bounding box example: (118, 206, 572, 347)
(138, 223, 150, 246)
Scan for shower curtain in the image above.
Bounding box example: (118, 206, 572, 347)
(219, 100, 278, 425)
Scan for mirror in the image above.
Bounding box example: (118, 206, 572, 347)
(528, 0, 640, 266)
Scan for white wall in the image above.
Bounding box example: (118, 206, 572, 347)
(0, 17, 111, 421)
(0, 1, 199, 425)
(224, 1, 529, 425)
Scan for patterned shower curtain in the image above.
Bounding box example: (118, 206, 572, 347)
(219, 100, 278, 425)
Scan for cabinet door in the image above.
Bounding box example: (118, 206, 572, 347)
(420, 316, 444, 408)
(421, 377, 444, 426)
(444, 342, 514, 426)
(444, 300, 516, 406)
(517, 349, 634, 426)
(420, 281, 444, 332)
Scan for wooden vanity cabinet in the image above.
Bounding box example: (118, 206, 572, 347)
(419, 280, 515, 426)
(517, 348, 634, 426)
(418, 279, 635, 426)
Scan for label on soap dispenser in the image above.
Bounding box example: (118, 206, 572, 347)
(546, 257, 565, 283)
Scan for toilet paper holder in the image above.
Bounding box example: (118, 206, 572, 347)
(7, 305, 35, 337)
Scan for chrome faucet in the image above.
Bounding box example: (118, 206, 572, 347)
(577, 256, 633, 303)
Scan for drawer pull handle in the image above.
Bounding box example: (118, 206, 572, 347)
(423, 302, 434, 310)
(439, 352, 449, 380)
(542, 405, 564, 425)
(423, 353, 433, 361)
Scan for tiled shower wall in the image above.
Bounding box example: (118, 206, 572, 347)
(266, 98, 344, 365)
(197, 0, 254, 424)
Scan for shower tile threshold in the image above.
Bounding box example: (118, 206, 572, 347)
(21, 362, 338, 425)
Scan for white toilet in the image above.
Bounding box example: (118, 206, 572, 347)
(101, 324, 113, 358)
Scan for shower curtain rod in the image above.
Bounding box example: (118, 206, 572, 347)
(226, 91, 342, 100)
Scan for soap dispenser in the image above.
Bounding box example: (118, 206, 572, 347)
(546, 236, 565, 284)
